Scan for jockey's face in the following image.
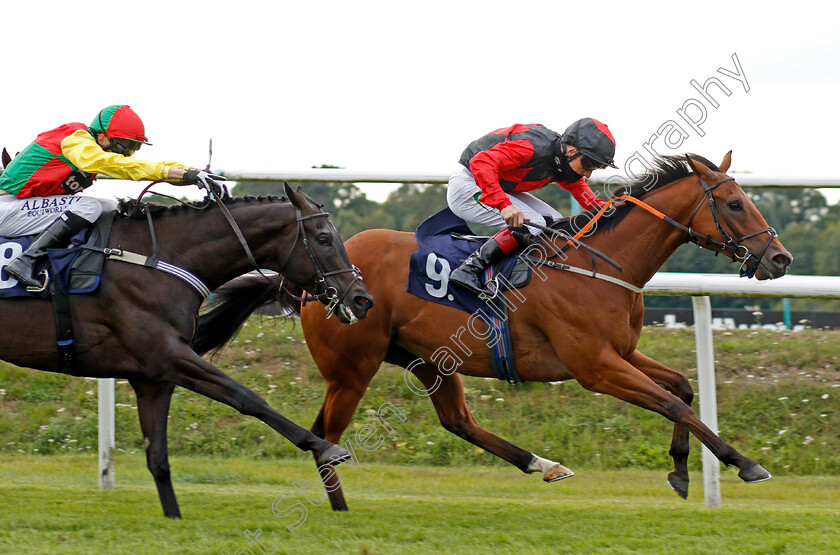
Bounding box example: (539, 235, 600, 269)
(96, 133, 140, 157)
(565, 146, 593, 178)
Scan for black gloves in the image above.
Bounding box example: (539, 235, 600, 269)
(182, 169, 226, 186)
(182, 170, 227, 196)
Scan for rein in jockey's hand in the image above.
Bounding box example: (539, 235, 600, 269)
(180, 169, 227, 197)
(501, 204, 525, 227)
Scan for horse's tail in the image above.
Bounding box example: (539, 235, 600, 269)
(193, 274, 302, 357)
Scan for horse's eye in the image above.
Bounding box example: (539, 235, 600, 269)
(728, 200, 743, 211)
(318, 234, 332, 246)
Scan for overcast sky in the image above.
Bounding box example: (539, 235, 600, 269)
(2, 1, 838, 203)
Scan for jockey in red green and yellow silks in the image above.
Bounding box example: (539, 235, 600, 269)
(89, 104, 152, 145)
(0, 105, 188, 199)
(0, 105, 198, 290)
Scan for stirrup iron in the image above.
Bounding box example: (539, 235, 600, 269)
(25, 268, 50, 293)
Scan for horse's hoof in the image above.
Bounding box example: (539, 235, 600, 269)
(316, 444, 351, 467)
(544, 463, 574, 482)
(526, 455, 574, 482)
(667, 471, 689, 499)
(739, 463, 772, 483)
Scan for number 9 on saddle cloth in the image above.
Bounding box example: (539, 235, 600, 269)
(408, 208, 532, 314)
(0, 213, 114, 298)
(407, 208, 533, 384)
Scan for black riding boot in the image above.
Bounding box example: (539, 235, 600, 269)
(5, 211, 91, 290)
(450, 227, 538, 295)
(449, 237, 509, 295)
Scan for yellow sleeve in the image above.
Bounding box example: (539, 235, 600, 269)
(61, 130, 192, 181)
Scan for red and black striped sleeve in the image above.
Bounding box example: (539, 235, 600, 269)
(469, 139, 535, 210)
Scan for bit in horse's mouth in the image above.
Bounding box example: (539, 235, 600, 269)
(339, 304, 359, 325)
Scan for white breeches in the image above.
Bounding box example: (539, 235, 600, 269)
(446, 164, 562, 235)
(0, 194, 117, 236)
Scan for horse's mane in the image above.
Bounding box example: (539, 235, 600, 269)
(116, 195, 288, 220)
(550, 154, 720, 236)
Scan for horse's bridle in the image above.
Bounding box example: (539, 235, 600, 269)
(569, 173, 778, 278)
(274, 205, 363, 318)
(681, 175, 777, 278)
(136, 177, 363, 317)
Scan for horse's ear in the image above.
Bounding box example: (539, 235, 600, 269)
(284, 181, 302, 208)
(685, 155, 712, 180)
(1, 148, 11, 168)
(719, 150, 732, 173)
(294, 185, 318, 208)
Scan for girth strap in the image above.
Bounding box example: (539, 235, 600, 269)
(49, 279, 76, 374)
(483, 270, 522, 384)
(80, 245, 211, 299)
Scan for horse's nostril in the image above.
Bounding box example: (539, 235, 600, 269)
(773, 253, 791, 268)
(355, 296, 373, 308)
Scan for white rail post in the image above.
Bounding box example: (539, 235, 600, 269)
(691, 296, 721, 507)
(98, 378, 115, 489)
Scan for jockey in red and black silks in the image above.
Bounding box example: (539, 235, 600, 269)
(458, 122, 611, 214)
(0, 105, 215, 290)
(447, 118, 617, 295)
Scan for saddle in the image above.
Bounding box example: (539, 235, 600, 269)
(0, 211, 115, 299)
(408, 208, 531, 384)
(407, 208, 531, 314)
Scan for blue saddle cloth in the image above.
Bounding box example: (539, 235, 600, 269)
(407, 208, 520, 315)
(0, 228, 93, 298)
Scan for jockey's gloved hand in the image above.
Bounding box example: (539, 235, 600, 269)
(182, 170, 227, 196)
(182, 169, 226, 185)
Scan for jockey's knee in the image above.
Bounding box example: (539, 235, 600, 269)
(96, 197, 119, 213)
(69, 197, 103, 223)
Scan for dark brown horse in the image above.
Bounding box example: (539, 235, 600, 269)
(197, 154, 792, 510)
(0, 184, 373, 518)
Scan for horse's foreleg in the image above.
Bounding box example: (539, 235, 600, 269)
(571, 351, 769, 484)
(626, 350, 694, 499)
(311, 405, 349, 512)
(410, 363, 573, 482)
(305, 321, 391, 512)
(164, 346, 348, 466)
(130, 378, 181, 518)
(311, 379, 373, 511)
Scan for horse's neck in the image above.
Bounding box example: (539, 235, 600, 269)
(580, 181, 705, 288)
(140, 201, 294, 290)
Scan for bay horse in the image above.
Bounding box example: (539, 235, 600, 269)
(197, 154, 792, 510)
(0, 183, 373, 518)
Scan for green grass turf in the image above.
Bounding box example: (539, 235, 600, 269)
(1, 455, 839, 554)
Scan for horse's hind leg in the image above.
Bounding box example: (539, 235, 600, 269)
(627, 350, 694, 499)
(163, 346, 349, 466)
(130, 378, 181, 518)
(407, 362, 573, 482)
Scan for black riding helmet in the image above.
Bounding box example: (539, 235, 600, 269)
(561, 117, 617, 169)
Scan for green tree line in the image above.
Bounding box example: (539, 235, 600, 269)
(234, 170, 840, 311)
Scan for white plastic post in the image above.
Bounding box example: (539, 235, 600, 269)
(98, 378, 115, 489)
(691, 296, 721, 507)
